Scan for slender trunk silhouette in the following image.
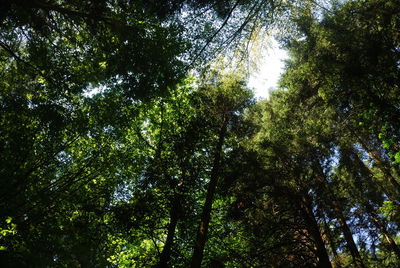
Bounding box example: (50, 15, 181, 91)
(300, 193, 332, 268)
(363, 202, 400, 259)
(157, 188, 183, 267)
(349, 128, 400, 196)
(315, 163, 365, 268)
(190, 119, 227, 268)
(319, 209, 342, 268)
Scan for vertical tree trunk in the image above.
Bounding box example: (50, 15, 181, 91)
(346, 146, 400, 259)
(319, 209, 342, 268)
(300, 194, 333, 268)
(362, 145, 400, 195)
(353, 150, 400, 205)
(157, 154, 191, 267)
(349, 128, 400, 196)
(157, 191, 182, 268)
(363, 202, 400, 259)
(190, 120, 227, 268)
(315, 164, 365, 268)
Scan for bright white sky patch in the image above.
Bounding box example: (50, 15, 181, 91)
(84, 40, 288, 100)
(248, 39, 288, 99)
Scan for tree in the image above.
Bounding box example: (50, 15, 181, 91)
(2, 0, 400, 266)
(190, 70, 254, 268)
(0, 0, 188, 264)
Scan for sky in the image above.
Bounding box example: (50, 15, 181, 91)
(248, 39, 288, 99)
(84, 39, 289, 99)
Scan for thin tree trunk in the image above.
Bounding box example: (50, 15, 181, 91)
(363, 202, 400, 259)
(353, 150, 400, 205)
(349, 128, 400, 195)
(362, 145, 400, 195)
(301, 193, 333, 268)
(315, 164, 365, 268)
(319, 209, 342, 268)
(348, 145, 400, 258)
(157, 154, 190, 267)
(157, 191, 182, 267)
(190, 119, 227, 268)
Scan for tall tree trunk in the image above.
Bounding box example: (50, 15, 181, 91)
(190, 119, 227, 268)
(353, 150, 400, 205)
(319, 209, 342, 268)
(157, 190, 183, 267)
(300, 193, 333, 268)
(315, 163, 365, 268)
(157, 151, 191, 267)
(349, 128, 400, 196)
(363, 202, 400, 259)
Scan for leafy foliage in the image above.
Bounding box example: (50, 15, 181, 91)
(1, 0, 400, 267)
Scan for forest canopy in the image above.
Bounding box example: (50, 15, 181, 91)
(1, 0, 400, 267)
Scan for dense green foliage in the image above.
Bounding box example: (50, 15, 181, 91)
(1, 0, 400, 267)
